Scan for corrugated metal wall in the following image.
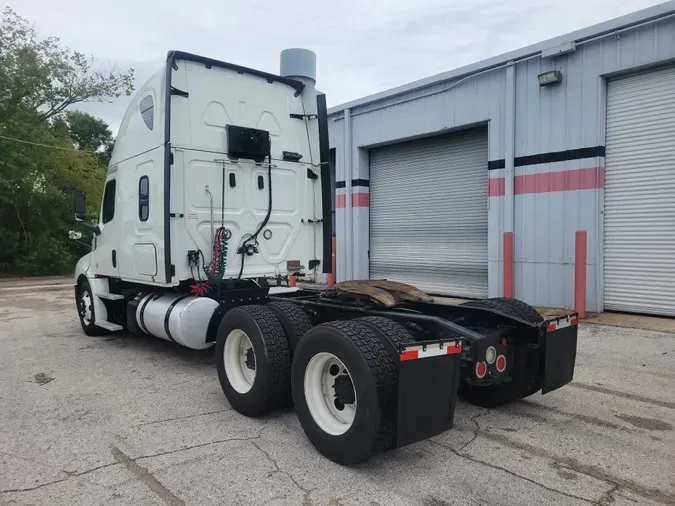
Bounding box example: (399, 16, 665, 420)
(328, 10, 675, 311)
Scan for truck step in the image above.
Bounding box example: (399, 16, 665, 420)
(98, 292, 125, 300)
(95, 320, 123, 331)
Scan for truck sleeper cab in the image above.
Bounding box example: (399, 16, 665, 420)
(71, 49, 579, 465)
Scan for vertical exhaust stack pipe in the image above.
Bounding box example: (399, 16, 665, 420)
(280, 48, 317, 88)
(281, 48, 333, 278)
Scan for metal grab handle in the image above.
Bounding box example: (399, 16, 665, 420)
(205, 185, 215, 257)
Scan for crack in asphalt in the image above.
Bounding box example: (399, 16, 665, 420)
(134, 424, 269, 462)
(131, 408, 232, 428)
(427, 438, 601, 505)
(456, 409, 490, 452)
(479, 430, 675, 505)
(0, 462, 120, 494)
(569, 383, 675, 410)
(110, 445, 184, 506)
(598, 484, 620, 506)
(251, 441, 315, 506)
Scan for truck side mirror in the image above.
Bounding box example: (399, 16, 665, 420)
(74, 191, 86, 220)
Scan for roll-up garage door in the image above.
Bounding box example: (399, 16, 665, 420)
(604, 66, 675, 316)
(369, 128, 488, 298)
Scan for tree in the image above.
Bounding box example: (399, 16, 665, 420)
(0, 8, 133, 275)
(53, 110, 115, 164)
(0, 7, 134, 123)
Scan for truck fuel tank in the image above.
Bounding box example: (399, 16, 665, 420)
(136, 293, 218, 350)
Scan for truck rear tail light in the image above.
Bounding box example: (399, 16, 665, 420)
(475, 361, 487, 379)
(496, 355, 507, 373)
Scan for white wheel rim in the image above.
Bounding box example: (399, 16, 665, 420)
(80, 290, 92, 325)
(304, 352, 357, 436)
(224, 329, 256, 394)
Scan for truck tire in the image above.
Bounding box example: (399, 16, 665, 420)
(458, 297, 542, 408)
(76, 279, 107, 336)
(461, 297, 543, 323)
(216, 305, 291, 416)
(354, 316, 415, 363)
(292, 320, 398, 465)
(266, 301, 313, 353)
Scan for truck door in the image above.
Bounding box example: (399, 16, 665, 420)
(92, 173, 120, 278)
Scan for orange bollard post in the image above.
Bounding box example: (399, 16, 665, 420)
(504, 232, 514, 298)
(575, 230, 587, 319)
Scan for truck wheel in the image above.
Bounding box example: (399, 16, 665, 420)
(354, 316, 414, 362)
(461, 297, 543, 323)
(77, 279, 107, 336)
(292, 320, 397, 465)
(266, 301, 313, 353)
(216, 305, 291, 416)
(459, 298, 542, 408)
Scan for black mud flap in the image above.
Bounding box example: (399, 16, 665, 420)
(541, 314, 579, 394)
(396, 339, 462, 448)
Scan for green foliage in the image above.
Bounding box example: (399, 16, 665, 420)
(0, 7, 134, 122)
(53, 110, 115, 164)
(0, 7, 134, 275)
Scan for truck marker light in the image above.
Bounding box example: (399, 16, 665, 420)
(475, 361, 487, 379)
(399, 341, 462, 361)
(485, 346, 496, 364)
(496, 355, 507, 373)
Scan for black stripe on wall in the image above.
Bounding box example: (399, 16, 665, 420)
(515, 146, 606, 167)
(488, 159, 506, 170)
(335, 179, 370, 188)
(487, 145, 605, 171)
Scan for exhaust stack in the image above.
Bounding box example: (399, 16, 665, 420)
(280, 48, 316, 87)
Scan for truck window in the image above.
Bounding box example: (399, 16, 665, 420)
(102, 179, 116, 224)
(140, 95, 154, 130)
(139, 176, 149, 221)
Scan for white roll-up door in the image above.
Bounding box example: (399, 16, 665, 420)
(369, 128, 488, 298)
(604, 66, 675, 316)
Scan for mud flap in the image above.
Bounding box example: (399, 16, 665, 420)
(396, 340, 462, 448)
(541, 315, 579, 394)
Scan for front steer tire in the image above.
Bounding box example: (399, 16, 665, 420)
(291, 320, 398, 465)
(216, 305, 291, 416)
(459, 297, 543, 408)
(76, 279, 107, 336)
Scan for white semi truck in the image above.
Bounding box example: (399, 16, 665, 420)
(71, 49, 579, 465)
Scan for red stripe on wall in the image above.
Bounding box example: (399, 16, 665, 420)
(489, 167, 604, 196)
(515, 167, 605, 194)
(336, 192, 369, 208)
(352, 192, 369, 207)
(488, 178, 506, 197)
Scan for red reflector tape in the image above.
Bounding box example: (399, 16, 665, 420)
(400, 350, 419, 361)
(399, 341, 462, 361)
(547, 316, 578, 332)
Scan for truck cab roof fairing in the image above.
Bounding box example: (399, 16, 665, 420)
(161, 51, 308, 283)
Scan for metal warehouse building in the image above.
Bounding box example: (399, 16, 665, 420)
(327, 1, 675, 316)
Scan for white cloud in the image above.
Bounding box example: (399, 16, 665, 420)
(7, 0, 665, 131)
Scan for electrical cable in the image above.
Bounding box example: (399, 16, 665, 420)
(198, 161, 230, 284)
(237, 148, 273, 279)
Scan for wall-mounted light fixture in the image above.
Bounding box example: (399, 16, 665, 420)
(538, 70, 563, 86)
(541, 41, 576, 58)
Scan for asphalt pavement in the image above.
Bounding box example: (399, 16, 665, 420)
(1, 277, 673, 506)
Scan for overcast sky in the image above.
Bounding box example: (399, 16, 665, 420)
(7, 0, 666, 132)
